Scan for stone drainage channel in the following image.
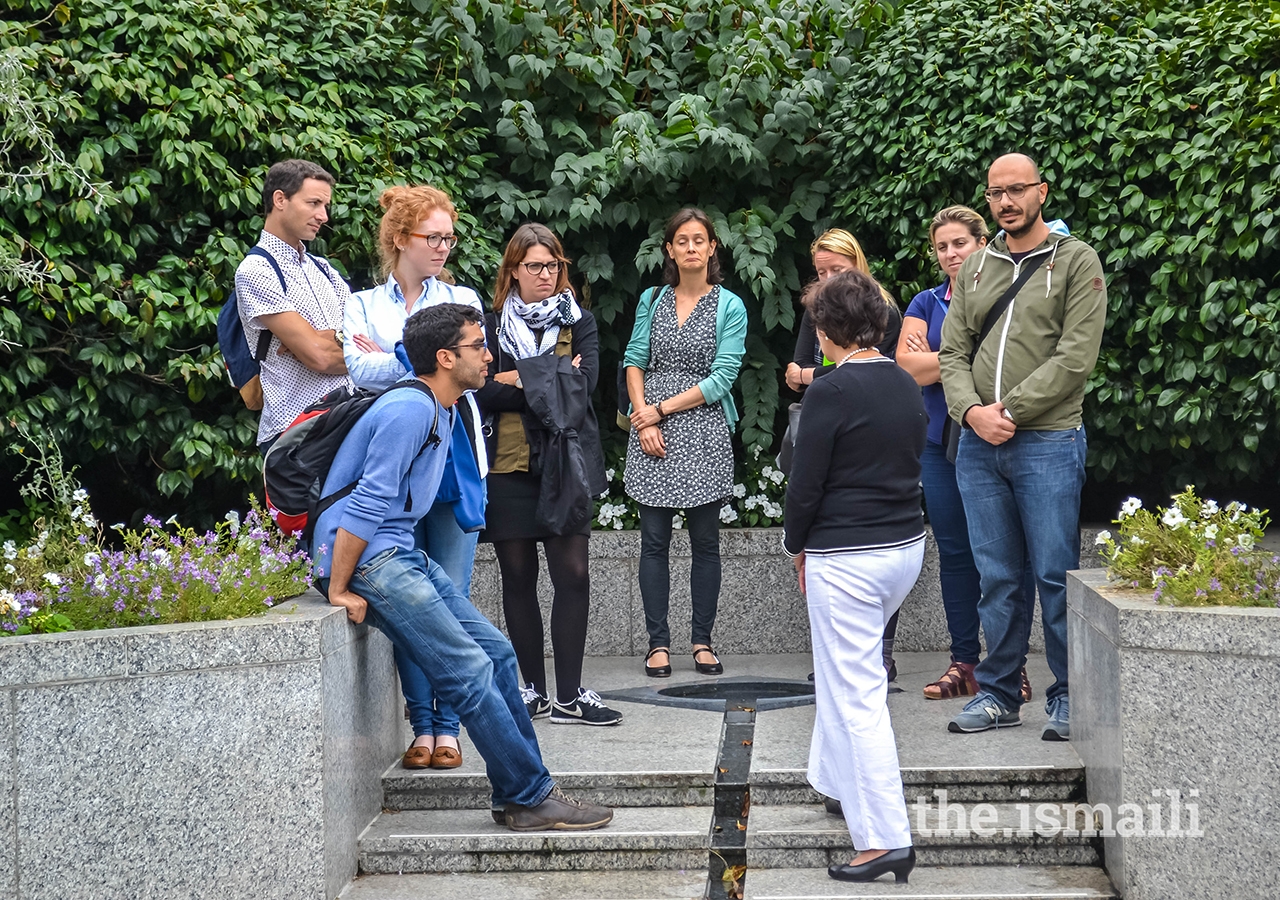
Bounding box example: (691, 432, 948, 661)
(601, 677, 816, 900)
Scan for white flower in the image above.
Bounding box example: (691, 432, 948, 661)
(83, 552, 101, 567)
(2, 540, 15, 560)
(605, 468, 616, 482)
(43, 572, 62, 586)
(70, 506, 83, 519)
(225, 510, 241, 535)
(732, 483, 747, 499)
(81, 513, 96, 529)
(150, 549, 172, 568)
(1129, 535, 1146, 547)
(72, 488, 88, 503)
(762, 465, 777, 478)
(672, 516, 683, 530)
(757, 479, 769, 492)
(612, 520, 623, 530)
(1119, 497, 1142, 518)
(1162, 508, 1188, 529)
(111, 523, 125, 531)
(27, 546, 41, 560)
(165, 514, 179, 526)
(1094, 530, 1112, 546)
(1203, 524, 1218, 540)
(1237, 533, 1255, 550)
(719, 505, 738, 524)
(1201, 499, 1219, 517)
(0, 589, 16, 614)
(769, 469, 785, 485)
(3, 563, 14, 575)
(744, 495, 760, 510)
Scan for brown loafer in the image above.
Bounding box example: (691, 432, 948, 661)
(430, 745, 462, 769)
(402, 745, 434, 769)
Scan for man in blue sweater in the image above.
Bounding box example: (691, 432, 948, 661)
(314, 303, 613, 832)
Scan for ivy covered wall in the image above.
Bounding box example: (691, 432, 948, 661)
(1, 0, 1277, 527)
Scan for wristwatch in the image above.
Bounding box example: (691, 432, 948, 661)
(334, 330, 345, 346)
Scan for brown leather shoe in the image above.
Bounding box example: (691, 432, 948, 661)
(430, 745, 462, 769)
(1020, 666, 1033, 703)
(505, 785, 613, 831)
(923, 659, 979, 700)
(402, 745, 433, 769)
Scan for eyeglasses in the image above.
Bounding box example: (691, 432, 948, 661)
(448, 339, 489, 353)
(983, 182, 1041, 202)
(520, 261, 562, 276)
(409, 232, 459, 250)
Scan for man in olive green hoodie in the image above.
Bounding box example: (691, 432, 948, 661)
(939, 153, 1106, 742)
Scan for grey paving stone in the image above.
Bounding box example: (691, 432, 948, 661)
(744, 865, 1116, 899)
(340, 870, 708, 899)
(358, 806, 711, 874)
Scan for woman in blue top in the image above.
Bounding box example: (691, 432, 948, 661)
(624, 208, 748, 678)
(345, 185, 487, 770)
(897, 205, 1033, 704)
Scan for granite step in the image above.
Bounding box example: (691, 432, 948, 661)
(744, 865, 1117, 899)
(747, 803, 1103, 869)
(750, 765, 1086, 806)
(339, 869, 709, 899)
(357, 806, 711, 874)
(382, 767, 715, 810)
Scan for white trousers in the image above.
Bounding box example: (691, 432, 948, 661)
(805, 539, 924, 850)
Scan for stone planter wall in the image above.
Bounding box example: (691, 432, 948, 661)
(1067, 569, 1280, 900)
(470, 526, 1105, 656)
(0, 591, 401, 900)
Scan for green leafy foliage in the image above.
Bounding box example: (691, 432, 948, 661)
(827, 0, 1280, 487)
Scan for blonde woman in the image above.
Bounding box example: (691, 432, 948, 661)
(784, 229, 903, 393)
(897, 206, 1034, 703)
(343, 185, 487, 770)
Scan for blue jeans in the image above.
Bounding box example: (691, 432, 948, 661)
(394, 502, 480, 738)
(921, 440, 1034, 665)
(955, 427, 1086, 710)
(341, 547, 553, 809)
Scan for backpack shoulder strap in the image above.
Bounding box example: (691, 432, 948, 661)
(245, 246, 286, 361)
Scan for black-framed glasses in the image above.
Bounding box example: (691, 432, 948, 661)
(983, 182, 1041, 202)
(448, 339, 489, 353)
(520, 261, 562, 276)
(409, 232, 459, 249)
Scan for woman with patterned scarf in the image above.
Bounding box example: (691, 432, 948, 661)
(476, 223, 623, 727)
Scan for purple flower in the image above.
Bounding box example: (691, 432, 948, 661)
(113, 598, 126, 612)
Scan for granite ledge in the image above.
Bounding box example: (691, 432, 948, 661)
(1068, 570, 1280, 658)
(0, 590, 351, 688)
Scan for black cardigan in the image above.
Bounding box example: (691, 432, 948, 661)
(782, 357, 926, 555)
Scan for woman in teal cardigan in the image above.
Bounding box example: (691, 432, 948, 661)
(623, 207, 748, 678)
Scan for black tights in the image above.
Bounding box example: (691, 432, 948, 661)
(493, 533, 590, 704)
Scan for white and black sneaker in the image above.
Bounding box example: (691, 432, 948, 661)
(521, 682, 551, 720)
(549, 688, 624, 726)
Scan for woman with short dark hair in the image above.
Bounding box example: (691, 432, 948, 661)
(623, 207, 748, 678)
(784, 269, 926, 885)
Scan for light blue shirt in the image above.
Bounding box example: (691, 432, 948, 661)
(344, 274, 484, 390)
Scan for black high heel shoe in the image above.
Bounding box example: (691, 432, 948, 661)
(693, 645, 723, 675)
(828, 846, 916, 883)
(644, 647, 672, 678)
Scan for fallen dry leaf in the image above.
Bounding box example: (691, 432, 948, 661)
(736, 819, 747, 831)
(741, 739, 752, 746)
(718, 767, 728, 774)
(740, 791, 751, 819)
(722, 863, 747, 900)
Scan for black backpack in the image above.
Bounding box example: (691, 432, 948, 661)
(263, 381, 441, 543)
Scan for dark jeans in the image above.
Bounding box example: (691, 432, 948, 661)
(921, 440, 1035, 665)
(638, 501, 721, 649)
(956, 427, 1087, 709)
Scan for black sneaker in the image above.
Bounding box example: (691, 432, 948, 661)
(521, 683, 551, 720)
(549, 688, 623, 726)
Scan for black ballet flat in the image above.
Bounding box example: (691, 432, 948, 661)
(693, 646, 723, 675)
(828, 846, 916, 883)
(644, 647, 672, 678)
(822, 795, 843, 817)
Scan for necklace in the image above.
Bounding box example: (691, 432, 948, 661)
(835, 348, 881, 366)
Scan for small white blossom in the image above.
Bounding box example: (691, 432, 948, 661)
(762, 465, 777, 478)
(757, 479, 769, 492)
(43, 572, 62, 586)
(732, 483, 747, 499)
(1129, 536, 1146, 547)
(719, 505, 738, 524)
(165, 514, 179, 526)
(2, 540, 15, 560)
(0, 589, 16, 614)
(769, 469, 785, 485)
(83, 552, 101, 567)
(1203, 524, 1219, 540)
(1094, 530, 1112, 546)
(612, 520, 623, 530)
(3, 563, 14, 575)
(605, 468, 616, 482)
(1119, 497, 1142, 518)
(81, 513, 97, 529)
(72, 488, 88, 503)
(151, 549, 172, 568)
(1237, 533, 1255, 550)
(744, 495, 761, 510)
(672, 515, 683, 530)
(1162, 508, 1188, 529)
(225, 510, 241, 535)
(70, 506, 83, 519)
(111, 523, 125, 531)
(1201, 499, 1219, 517)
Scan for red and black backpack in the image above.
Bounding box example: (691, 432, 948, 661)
(263, 381, 440, 542)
